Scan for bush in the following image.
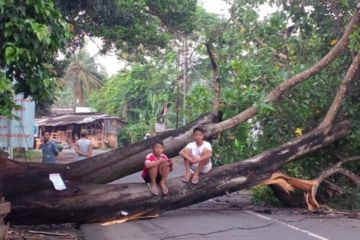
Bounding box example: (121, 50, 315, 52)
(118, 121, 150, 146)
(251, 185, 282, 207)
(329, 187, 360, 211)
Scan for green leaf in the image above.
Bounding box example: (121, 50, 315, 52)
(5, 46, 15, 64)
(31, 22, 51, 43)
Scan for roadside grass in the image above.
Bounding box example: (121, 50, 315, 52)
(13, 150, 42, 162)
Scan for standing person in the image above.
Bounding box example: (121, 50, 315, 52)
(141, 141, 172, 196)
(41, 131, 58, 163)
(144, 133, 151, 140)
(179, 127, 212, 185)
(75, 130, 92, 160)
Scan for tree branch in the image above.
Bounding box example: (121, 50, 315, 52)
(205, 43, 221, 114)
(318, 53, 360, 128)
(316, 155, 360, 185)
(208, 7, 360, 135)
(264, 154, 360, 211)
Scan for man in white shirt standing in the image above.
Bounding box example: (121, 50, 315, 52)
(179, 127, 212, 184)
(75, 130, 93, 161)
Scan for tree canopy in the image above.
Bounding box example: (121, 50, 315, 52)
(0, 0, 199, 117)
(56, 0, 198, 60)
(0, 0, 70, 117)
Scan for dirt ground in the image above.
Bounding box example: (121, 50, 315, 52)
(12, 148, 109, 164)
(7, 224, 84, 240)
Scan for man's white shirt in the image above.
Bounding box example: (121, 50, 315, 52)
(185, 141, 212, 173)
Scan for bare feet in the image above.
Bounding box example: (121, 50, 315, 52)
(160, 181, 169, 195)
(148, 183, 159, 196)
(181, 174, 191, 183)
(191, 174, 199, 185)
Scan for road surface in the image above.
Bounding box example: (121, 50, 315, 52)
(81, 157, 360, 240)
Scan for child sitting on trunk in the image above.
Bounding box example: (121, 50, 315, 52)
(141, 141, 172, 196)
(179, 127, 212, 184)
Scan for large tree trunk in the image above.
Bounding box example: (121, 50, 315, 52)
(2, 8, 358, 195)
(0, 113, 218, 196)
(6, 121, 350, 224)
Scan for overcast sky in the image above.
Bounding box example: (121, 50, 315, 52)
(199, 0, 230, 16)
(86, 0, 276, 76)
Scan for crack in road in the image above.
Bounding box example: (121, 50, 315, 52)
(158, 222, 276, 240)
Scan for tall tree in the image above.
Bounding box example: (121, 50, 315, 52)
(63, 49, 105, 106)
(56, 0, 198, 60)
(0, 0, 70, 117)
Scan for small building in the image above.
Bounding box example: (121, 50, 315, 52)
(49, 106, 97, 116)
(35, 113, 126, 149)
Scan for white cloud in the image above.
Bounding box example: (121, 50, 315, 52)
(84, 38, 125, 77)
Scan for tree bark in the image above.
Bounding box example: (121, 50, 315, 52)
(0, 158, 62, 197)
(6, 121, 351, 224)
(264, 155, 360, 210)
(205, 43, 221, 114)
(318, 53, 360, 128)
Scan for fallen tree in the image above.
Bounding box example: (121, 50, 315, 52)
(72, 6, 359, 184)
(6, 121, 350, 224)
(2, 5, 359, 196)
(1, 2, 359, 226)
(0, 113, 219, 196)
(263, 155, 360, 211)
(263, 52, 360, 210)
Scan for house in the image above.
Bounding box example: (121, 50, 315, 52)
(35, 113, 126, 149)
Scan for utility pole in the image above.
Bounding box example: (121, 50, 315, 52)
(183, 37, 189, 125)
(175, 52, 181, 129)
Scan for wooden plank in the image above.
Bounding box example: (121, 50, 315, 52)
(0, 202, 10, 216)
(27, 230, 69, 236)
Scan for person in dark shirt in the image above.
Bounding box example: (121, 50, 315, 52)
(40, 131, 58, 163)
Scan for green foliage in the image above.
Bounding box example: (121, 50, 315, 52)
(251, 185, 282, 206)
(0, 0, 70, 117)
(88, 51, 178, 139)
(56, 0, 198, 60)
(62, 0, 360, 209)
(329, 187, 360, 211)
(129, 91, 171, 130)
(183, 0, 360, 207)
(123, 121, 150, 144)
(0, 71, 19, 116)
(13, 150, 42, 162)
(349, 26, 360, 52)
(88, 51, 177, 121)
(185, 84, 212, 120)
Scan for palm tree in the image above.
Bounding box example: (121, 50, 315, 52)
(64, 50, 105, 106)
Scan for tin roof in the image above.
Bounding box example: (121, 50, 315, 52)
(36, 113, 126, 127)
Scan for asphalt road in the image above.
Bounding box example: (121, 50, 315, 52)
(81, 157, 360, 240)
